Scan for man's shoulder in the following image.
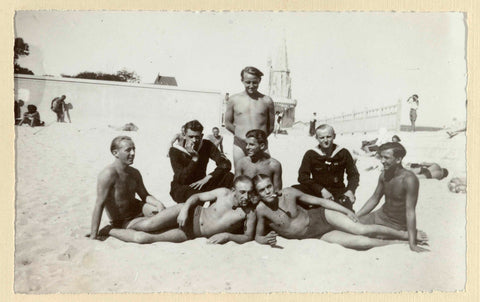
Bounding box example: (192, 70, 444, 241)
(401, 169, 419, 183)
(98, 164, 117, 180)
(269, 157, 282, 168)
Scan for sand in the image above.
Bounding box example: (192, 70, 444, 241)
(14, 122, 466, 293)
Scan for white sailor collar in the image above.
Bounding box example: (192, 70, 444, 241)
(311, 144, 345, 158)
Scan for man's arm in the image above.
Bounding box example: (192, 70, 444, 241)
(177, 189, 222, 227)
(133, 168, 165, 210)
(356, 174, 385, 217)
(404, 174, 427, 252)
(224, 99, 235, 134)
(296, 189, 356, 220)
(297, 151, 324, 195)
(235, 159, 244, 177)
(219, 136, 224, 153)
(344, 150, 360, 201)
(208, 210, 257, 244)
(266, 98, 275, 136)
(254, 205, 277, 246)
(272, 160, 283, 192)
(90, 169, 114, 239)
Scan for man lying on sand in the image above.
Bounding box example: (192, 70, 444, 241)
(253, 174, 428, 251)
(100, 175, 257, 244)
(357, 142, 429, 252)
(235, 129, 282, 197)
(90, 136, 166, 240)
(405, 162, 449, 180)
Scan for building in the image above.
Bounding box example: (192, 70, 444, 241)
(154, 74, 178, 86)
(268, 38, 297, 127)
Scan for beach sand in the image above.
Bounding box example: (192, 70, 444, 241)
(14, 123, 466, 293)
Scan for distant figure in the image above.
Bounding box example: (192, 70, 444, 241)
(167, 126, 185, 157)
(293, 124, 360, 211)
(357, 142, 429, 252)
(224, 66, 275, 170)
(407, 94, 419, 132)
(14, 99, 24, 125)
(274, 111, 283, 137)
(405, 162, 449, 180)
(18, 105, 44, 127)
(64, 102, 72, 123)
(108, 123, 139, 132)
(100, 176, 257, 244)
(205, 127, 224, 154)
(448, 177, 466, 193)
(169, 120, 234, 203)
(89, 136, 166, 240)
(392, 135, 401, 143)
(309, 112, 317, 136)
(235, 129, 282, 200)
(253, 175, 428, 251)
(51, 95, 67, 122)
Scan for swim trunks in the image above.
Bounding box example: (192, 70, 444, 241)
(110, 200, 146, 228)
(183, 205, 203, 239)
(234, 136, 248, 155)
(409, 108, 417, 122)
(359, 209, 406, 231)
(420, 167, 432, 179)
(302, 207, 334, 239)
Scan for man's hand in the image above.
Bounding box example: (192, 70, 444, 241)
(344, 190, 356, 203)
(177, 208, 189, 228)
(207, 233, 230, 244)
(265, 231, 278, 246)
(321, 188, 334, 200)
(346, 210, 359, 223)
(189, 175, 211, 190)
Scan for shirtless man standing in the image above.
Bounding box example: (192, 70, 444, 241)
(103, 176, 257, 244)
(357, 142, 429, 252)
(90, 136, 166, 239)
(225, 66, 275, 169)
(235, 129, 282, 196)
(205, 127, 224, 154)
(253, 174, 428, 251)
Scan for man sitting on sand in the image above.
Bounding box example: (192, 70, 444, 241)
(405, 162, 449, 180)
(235, 129, 282, 196)
(293, 124, 359, 210)
(90, 136, 166, 240)
(356, 142, 429, 252)
(99, 175, 257, 244)
(253, 174, 428, 251)
(169, 120, 234, 203)
(205, 126, 224, 154)
(18, 105, 44, 127)
(225, 66, 275, 169)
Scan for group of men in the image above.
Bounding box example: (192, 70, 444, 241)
(90, 66, 429, 252)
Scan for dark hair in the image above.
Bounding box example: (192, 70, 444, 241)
(245, 129, 267, 145)
(442, 168, 449, 178)
(233, 175, 253, 188)
(252, 174, 271, 189)
(184, 120, 204, 132)
(378, 142, 407, 158)
(212, 127, 219, 131)
(240, 66, 264, 80)
(110, 136, 133, 154)
(27, 104, 37, 112)
(392, 135, 401, 142)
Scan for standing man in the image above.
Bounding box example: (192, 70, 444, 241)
(293, 124, 359, 210)
(357, 142, 428, 252)
(205, 127, 224, 154)
(169, 120, 234, 203)
(309, 112, 317, 136)
(51, 95, 66, 122)
(407, 94, 419, 132)
(225, 66, 275, 169)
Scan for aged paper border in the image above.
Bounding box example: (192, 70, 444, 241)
(1, 0, 478, 301)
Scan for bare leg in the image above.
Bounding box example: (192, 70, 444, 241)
(321, 230, 406, 251)
(108, 228, 189, 244)
(127, 204, 183, 232)
(325, 209, 412, 241)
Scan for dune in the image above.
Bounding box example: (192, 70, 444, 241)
(14, 121, 466, 293)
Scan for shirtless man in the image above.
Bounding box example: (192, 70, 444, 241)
(205, 127, 224, 154)
(357, 142, 429, 252)
(235, 129, 282, 196)
(253, 174, 428, 251)
(90, 136, 166, 239)
(225, 66, 275, 169)
(405, 162, 449, 180)
(103, 175, 257, 244)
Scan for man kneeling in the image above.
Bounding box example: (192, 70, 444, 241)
(253, 174, 428, 251)
(101, 175, 257, 244)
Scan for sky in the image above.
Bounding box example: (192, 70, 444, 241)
(14, 11, 467, 126)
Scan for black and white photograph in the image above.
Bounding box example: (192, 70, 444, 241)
(13, 11, 467, 293)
